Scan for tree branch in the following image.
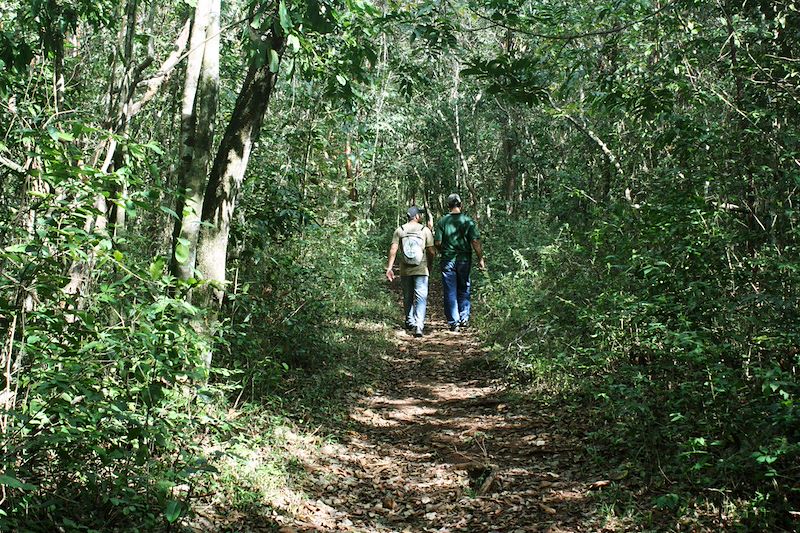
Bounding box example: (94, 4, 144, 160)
(547, 94, 623, 177)
(128, 18, 192, 117)
(0, 155, 25, 174)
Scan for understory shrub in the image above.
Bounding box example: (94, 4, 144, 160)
(478, 198, 800, 528)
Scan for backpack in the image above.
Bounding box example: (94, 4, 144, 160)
(400, 224, 425, 266)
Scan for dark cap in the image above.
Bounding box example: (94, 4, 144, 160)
(407, 206, 423, 219)
(447, 193, 462, 208)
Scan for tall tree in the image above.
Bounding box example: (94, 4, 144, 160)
(171, 0, 221, 282)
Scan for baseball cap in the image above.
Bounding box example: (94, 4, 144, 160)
(447, 193, 462, 207)
(407, 206, 422, 219)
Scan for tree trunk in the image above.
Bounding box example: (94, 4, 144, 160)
(346, 135, 359, 202)
(501, 113, 518, 214)
(500, 31, 518, 214)
(365, 28, 389, 219)
(62, 12, 190, 297)
(171, 0, 221, 281)
(195, 26, 286, 324)
(439, 59, 479, 212)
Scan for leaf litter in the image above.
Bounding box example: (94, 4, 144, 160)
(257, 286, 623, 532)
(191, 282, 641, 532)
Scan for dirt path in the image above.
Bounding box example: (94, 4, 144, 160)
(273, 280, 613, 532)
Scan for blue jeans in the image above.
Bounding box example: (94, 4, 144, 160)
(441, 259, 471, 327)
(401, 275, 429, 333)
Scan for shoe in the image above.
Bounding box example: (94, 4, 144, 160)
(414, 330, 423, 338)
(404, 322, 415, 330)
(449, 324, 460, 332)
(459, 320, 469, 329)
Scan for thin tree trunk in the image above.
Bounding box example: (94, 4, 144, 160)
(62, 13, 190, 297)
(195, 25, 286, 337)
(345, 135, 359, 202)
(438, 110, 479, 212)
(440, 59, 478, 211)
(366, 29, 389, 219)
(171, 0, 220, 281)
(500, 30, 518, 214)
(501, 112, 518, 214)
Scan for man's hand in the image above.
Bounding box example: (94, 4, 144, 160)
(478, 257, 486, 270)
(386, 268, 395, 282)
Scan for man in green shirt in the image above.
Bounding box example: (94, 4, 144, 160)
(435, 194, 485, 332)
(386, 206, 436, 337)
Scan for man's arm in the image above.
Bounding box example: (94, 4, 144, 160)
(471, 239, 486, 270)
(423, 226, 436, 266)
(425, 245, 436, 267)
(386, 242, 399, 281)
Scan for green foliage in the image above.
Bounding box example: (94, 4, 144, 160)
(458, 1, 800, 525)
(480, 196, 800, 528)
(2, 0, 799, 529)
(0, 127, 225, 530)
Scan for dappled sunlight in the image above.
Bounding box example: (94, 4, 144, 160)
(255, 281, 614, 533)
(348, 319, 388, 333)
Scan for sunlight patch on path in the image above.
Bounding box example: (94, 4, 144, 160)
(265, 282, 616, 532)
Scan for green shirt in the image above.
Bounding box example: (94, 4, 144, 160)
(435, 213, 480, 261)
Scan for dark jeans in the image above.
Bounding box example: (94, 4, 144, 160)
(440, 258, 471, 327)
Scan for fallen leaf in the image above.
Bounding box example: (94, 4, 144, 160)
(539, 503, 557, 515)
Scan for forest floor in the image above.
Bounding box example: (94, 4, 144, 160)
(237, 279, 635, 533)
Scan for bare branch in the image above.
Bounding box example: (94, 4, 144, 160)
(0, 155, 24, 174)
(128, 18, 192, 117)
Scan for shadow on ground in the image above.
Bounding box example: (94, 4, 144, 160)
(196, 277, 634, 532)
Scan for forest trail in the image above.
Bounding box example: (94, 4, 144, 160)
(270, 279, 615, 533)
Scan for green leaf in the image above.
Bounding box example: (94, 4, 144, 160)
(279, 1, 292, 32)
(336, 74, 347, 86)
(47, 126, 74, 142)
(165, 500, 182, 523)
(5, 243, 29, 253)
(160, 205, 179, 220)
(149, 258, 165, 279)
(174, 241, 190, 264)
(144, 141, 164, 155)
(144, 383, 164, 406)
(287, 34, 300, 53)
(269, 49, 280, 73)
(0, 475, 37, 491)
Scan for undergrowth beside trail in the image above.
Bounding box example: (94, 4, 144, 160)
(476, 206, 800, 532)
(0, 220, 396, 531)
